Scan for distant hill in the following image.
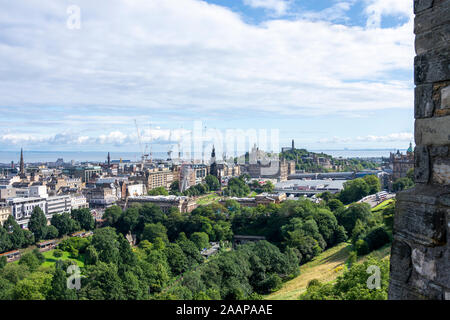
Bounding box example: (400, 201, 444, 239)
(280, 148, 379, 173)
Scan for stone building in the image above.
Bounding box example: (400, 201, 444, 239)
(6, 197, 47, 228)
(244, 159, 294, 181)
(127, 195, 197, 214)
(0, 206, 11, 226)
(390, 143, 414, 180)
(145, 167, 174, 190)
(389, 0, 450, 300)
(130, 168, 174, 192)
(46, 195, 72, 216)
(0, 186, 16, 202)
(179, 164, 208, 192)
(219, 193, 287, 208)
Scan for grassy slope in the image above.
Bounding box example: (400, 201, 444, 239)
(265, 242, 391, 300)
(41, 250, 85, 268)
(372, 198, 395, 212)
(196, 193, 220, 206)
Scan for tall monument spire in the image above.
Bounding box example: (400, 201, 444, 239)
(210, 145, 218, 177)
(107, 152, 111, 167)
(19, 148, 24, 176)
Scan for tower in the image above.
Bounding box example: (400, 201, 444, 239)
(292, 139, 295, 151)
(210, 145, 218, 178)
(107, 152, 111, 168)
(19, 148, 24, 176)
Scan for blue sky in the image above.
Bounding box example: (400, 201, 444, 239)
(0, 0, 415, 153)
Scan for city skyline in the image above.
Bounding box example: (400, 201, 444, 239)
(1, 0, 414, 152)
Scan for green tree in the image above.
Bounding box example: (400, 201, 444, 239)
(170, 180, 180, 194)
(0, 225, 12, 253)
(29, 206, 48, 242)
(18, 252, 41, 272)
(0, 255, 7, 269)
(335, 203, 372, 235)
(85, 245, 99, 265)
(46, 225, 59, 239)
(1, 263, 30, 286)
(406, 168, 414, 180)
(148, 186, 169, 196)
(393, 177, 414, 192)
(327, 199, 344, 212)
(224, 177, 250, 197)
(363, 175, 381, 195)
(78, 262, 125, 300)
(0, 277, 14, 299)
(51, 212, 80, 237)
(166, 243, 189, 275)
(71, 208, 95, 231)
(320, 192, 333, 203)
(103, 206, 123, 227)
(339, 178, 370, 204)
(91, 227, 121, 265)
(47, 264, 77, 300)
(355, 239, 369, 256)
(205, 175, 221, 191)
(116, 207, 140, 235)
(365, 226, 391, 251)
(32, 248, 45, 265)
(190, 232, 210, 250)
(13, 272, 52, 300)
(3, 216, 26, 249)
(142, 223, 169, 244)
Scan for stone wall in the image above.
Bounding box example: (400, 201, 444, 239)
(388, 0, 450, 300)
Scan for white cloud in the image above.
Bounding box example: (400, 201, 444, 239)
(298, 1, 355, 23)
(243, 0, 291, 16)
(0, 0, 415, 150)
(364, 0, 413, 28)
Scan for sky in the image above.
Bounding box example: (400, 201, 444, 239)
(0, 0, 415, 154)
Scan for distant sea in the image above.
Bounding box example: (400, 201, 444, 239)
(0, 149, 406, 164)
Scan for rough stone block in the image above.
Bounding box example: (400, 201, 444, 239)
(415, 47, 450, 84)
(438, 193, 450, 206)
(411, 247, 437, 280)
(433, 81, 450, 116)
(430, 145, 449, 157)
(394, 185, 448, 246)
(389, 239, 412, 283)
(414, 145, 430, 183)
(415, 84, 434, 118)
(432, 157, 450, 185)
(440, 85, 450, 109)
(389, 279, 434, 300)
(394, 200, 446, 246)
(415, 116, 450, 146)
(408, 243, 449, 295)
(415, 0, 435, 14)
(415, 0, 450, 34)
(409, 274, 446, 299)
(415, 24, 450, 55)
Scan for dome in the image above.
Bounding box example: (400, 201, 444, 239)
(407, 142, 413, 153)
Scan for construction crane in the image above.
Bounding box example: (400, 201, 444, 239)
(147, 121, 152, 163)
(134, 119, 147, 165)
(167, 130, 173, 160)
